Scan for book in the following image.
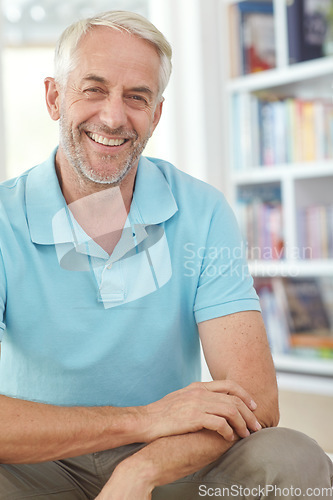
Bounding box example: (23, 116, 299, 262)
(290, 346, 333, 359)
(233, 94, 333, 169)
(302, 0, 331, 59)
(255, 276, 333, 357)
(297, 204, 333, 259)
(278, 277, 332, 336)
(237, 1, 276, 75)
(287, 0, 303, 64)
(289, 333, 333, 348)
(228, 2, 242, 77)
(254, 278, 290, 354)
(301, 100, 316, 161)
(237, 184, 284, 260)
(287, 0, 331, 63)
(233, 92, 262, 169)
(258, 99, 275, 166)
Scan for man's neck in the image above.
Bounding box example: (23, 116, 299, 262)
(55, 151, 138, 255)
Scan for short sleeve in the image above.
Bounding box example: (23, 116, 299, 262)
(0, 249, 6, 341)
(193, 195, 260, 324)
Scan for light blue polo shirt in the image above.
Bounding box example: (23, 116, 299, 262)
(0, 149, 260, 407)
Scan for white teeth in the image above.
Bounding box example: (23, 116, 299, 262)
(88, 133, 126, 147)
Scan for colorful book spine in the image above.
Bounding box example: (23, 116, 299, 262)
(233, 95, 333, 169)
(287, 0, 330, 64)
(297, 204, 333, 259)
(254, 276, 333, 358)
(236, 185, 284, 260)
(234, 1, 276, 75)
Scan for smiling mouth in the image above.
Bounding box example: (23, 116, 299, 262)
(86, 132, 127, 147)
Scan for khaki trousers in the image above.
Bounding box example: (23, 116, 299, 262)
(1, 428, 332, 499)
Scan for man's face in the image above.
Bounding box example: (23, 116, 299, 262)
(53, 26, 162, 186)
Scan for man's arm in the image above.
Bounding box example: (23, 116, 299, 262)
(0, 395, 147, 464)
(97, 311, 279, 499)
(0, 371, 260, 464)
(199, 310, 279, 429)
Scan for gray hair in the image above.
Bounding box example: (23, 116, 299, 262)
(54, 10, 172, 99)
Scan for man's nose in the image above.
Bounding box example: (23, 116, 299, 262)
(99, 95, 128, 129)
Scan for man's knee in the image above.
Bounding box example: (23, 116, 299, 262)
(153, 428, 333, 500)
(245, 427, 329, 464)
(229, 427, 333, 489)
(197, 427, 332, 490)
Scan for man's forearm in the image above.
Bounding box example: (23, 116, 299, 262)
(109, 429, 240, 494)
(0, 380, 262, 465)
(0, 395, 147, 464)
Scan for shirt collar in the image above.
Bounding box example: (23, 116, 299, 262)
(26, 148, 67, 245)
(26, 150, 178, 246)
(131, 156, 178, 225)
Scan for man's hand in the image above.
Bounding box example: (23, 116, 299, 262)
(95, 482, 152, 500)
(144, 380, 261, 442)
(95, 380, 262, 499)
(95, 457, 154, 500)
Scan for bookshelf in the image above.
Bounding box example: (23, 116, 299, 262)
(222, 0, 333, 387)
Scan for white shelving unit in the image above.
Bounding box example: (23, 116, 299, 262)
(226, 55, 333, 92)
(221, 0, 333, 389)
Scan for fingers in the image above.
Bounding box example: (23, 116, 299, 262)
(199, 393, 261, 439)
(181, 381, 262, 439)
(145, 380, 262, 443)
(201, 380, 257, 411)
(201, 414, 238, 442)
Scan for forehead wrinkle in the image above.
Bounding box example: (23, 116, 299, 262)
(73, 30, 161, 96)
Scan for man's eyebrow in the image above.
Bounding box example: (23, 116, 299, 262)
(81, 76, 154, 96)
(129, 86, 154, 96)
(81, 74, 108, 85)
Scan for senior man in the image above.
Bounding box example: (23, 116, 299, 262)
(0, 10, 332, 500)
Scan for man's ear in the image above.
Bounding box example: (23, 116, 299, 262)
(44, 77, 61, 121)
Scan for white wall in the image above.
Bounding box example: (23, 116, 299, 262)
(0, 0, 6, 181)
(198, 0, 230, 194)
(149, 0, 227, 192)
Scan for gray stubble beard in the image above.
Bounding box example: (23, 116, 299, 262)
(59, 115, 150, 187)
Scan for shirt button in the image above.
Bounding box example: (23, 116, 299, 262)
(107, 263, 112, 269)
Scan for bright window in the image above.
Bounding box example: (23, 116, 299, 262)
(1, 0, 151, 179)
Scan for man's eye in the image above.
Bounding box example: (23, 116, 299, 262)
(84, 88, 104, 95)
(127, 95, 148, 107)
